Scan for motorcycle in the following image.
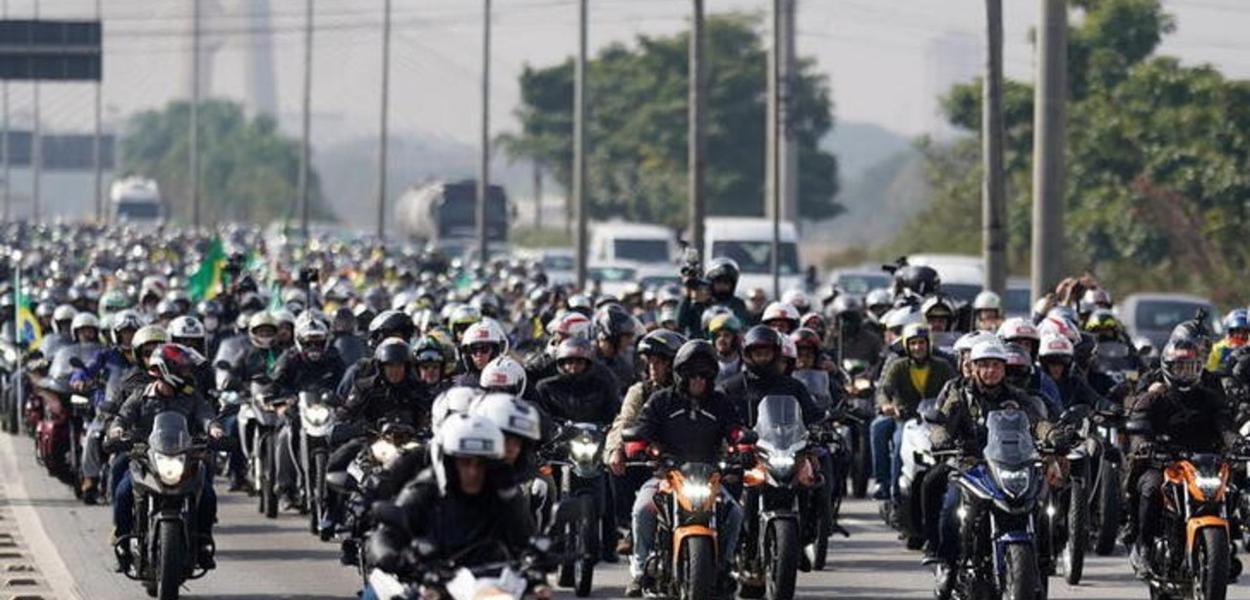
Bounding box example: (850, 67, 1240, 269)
(1037, 406, 1091, 586)
(1087, 406, 1125, 556)
(792, 370, 841, 570)
(543, 421, 605, 597)
(840, 358, 875, 499)
(0, 340, 19, 433)
(33, 377, 85, 486)
(946, 408, 1046, 600)
(237, 377, 285, 519)
(1128, 431, 1243, 600)
(112, 412, 216, 600)
(894, 399, 941, 551)
(738, 395, 814, 600)
(298, 388, 336, 536)
(622, 427, 739, 600)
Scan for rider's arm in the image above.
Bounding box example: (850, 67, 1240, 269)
(605, 383, 647, 458)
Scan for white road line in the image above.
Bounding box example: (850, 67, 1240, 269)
(0, 433, 86, 600)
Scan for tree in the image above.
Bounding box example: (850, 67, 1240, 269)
(121, 99, 334, 224)
(501, 14, 841, 227)
(892, 0, 1250, 304)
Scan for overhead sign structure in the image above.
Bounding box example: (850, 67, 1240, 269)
(0, 20, 101, 81)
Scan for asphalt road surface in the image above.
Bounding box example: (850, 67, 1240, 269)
(4, 430, 1249, 600)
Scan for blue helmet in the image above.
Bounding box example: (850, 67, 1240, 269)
(1223, 308, 1250, 333)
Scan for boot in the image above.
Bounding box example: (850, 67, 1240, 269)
(197, 535, 216, 570)
(616, 531, 633, 556)
(934, 563, 955, 600)
(81, 478, 99, 506)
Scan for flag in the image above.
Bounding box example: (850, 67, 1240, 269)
(13, 275, 40, 350)
(187, 238, 227, 301)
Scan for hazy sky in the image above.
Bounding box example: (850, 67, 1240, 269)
(16, 0, 1250, 146)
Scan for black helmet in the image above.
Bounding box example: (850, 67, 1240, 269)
(593, 305, 640, 342)
(895, 265, 941, 297)
(374, 338, 411, 365)
(742, 325, 782, 376)
(412, 335, 446, 365)
(705, 257, 740, 287)
(637, 329, 687, 361)
(673, 340, 719, 390)
(369, 309, 416, 345)
(1161, 338, 1203, 389)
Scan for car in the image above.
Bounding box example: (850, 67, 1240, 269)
(1119, 292, 1217, 350)
(587, 263, 640, 298)
(520, 247, 576, 286)
(828, 267, 891, 296)
(591, 221, 676, 266)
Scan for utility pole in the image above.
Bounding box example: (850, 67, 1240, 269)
(983, 0, 1007, 296)
(376, 0, 391, 239)
(573, 0, 588, 290)
(190, 0, 201, 227)
(298, 0, 313, 237)
(688, 0, 706, 272)
(30, 0, 39, 222)
(532, 160, 542, 229)
(476, 0, 491, 267)
(1, 0, 8, 223)
(769, 0, 782, 299)
(92, 0, 103, 222)
(1031, 0, 1067, 301)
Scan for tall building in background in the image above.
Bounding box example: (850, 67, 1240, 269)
(244, 0, 279, 117)
(926, 31, 980, 140)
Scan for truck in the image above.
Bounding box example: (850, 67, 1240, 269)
(394, 180, 511, 252)
(109, 176, 164, 224)
(703, 216, 803, 299)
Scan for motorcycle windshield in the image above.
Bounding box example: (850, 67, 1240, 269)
(1094, 341, 1136, 371)
(212, 335, 250, 372)
(983, 409, 1038, 468)
(754, 395, 806, 452)
(792, 369, 833, 411)
(49, 343, 102, 382)
(148, 412, 194, 454)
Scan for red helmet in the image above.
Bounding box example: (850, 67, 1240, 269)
(148, 343, 197, 390)
(790, 328, 822, 352)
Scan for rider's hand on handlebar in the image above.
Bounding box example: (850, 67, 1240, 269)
(608, 448, 626, 476)
(108, 426, 124, 440)
(209, 424, 226, 439)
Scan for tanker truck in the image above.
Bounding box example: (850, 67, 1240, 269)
(394, 180, 511, 250)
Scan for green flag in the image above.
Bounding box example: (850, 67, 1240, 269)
(187, 238, 226, 301)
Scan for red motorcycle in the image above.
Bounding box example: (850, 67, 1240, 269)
(33, 377, 88, 489)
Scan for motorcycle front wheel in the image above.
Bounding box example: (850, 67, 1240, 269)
(1092, 460, 1121, 556)
(766, 519, 799, 600)
(679, 536, 716, 600)
(1002, 543, 1042, 600)
(156, 522, 185, 600)
(1063, 480, 1088, 585)
(1195, 526, 1230, 600)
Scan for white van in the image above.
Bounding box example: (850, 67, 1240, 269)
(703, 217, 802, 299)
(590, 220, 676, 267)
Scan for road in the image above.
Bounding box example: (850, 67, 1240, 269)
(3, 429, 1248, 600)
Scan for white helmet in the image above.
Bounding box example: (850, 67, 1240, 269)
(430, 413, 505, 495)
(248, 311, 280, 349)
(546, 311, 593, 340)
(997, 317, 1040, 342)
(1038, 334, 1074, 359)
(52, 304, 78, 332)
(71, 312, 100, 339)
(470, 393, 542, 441)
(883, 306, 924, 332)
(168, 315, 207, 341)
(295, 318, 330, 358)
(479, 356, 528, 396)
(969, 340, 1009, 363)
(780, 289, 810, 312)
(762, 302, 801, 325)
(972, 291, 1002, 312)
(109, 309, 144, 347)
(273, 308, 297, 329)
(953, 330, 997, 354)
(431, 386, 484, 429)
(1038, 315, 1081, 344)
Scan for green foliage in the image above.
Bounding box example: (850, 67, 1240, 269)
(501, 14, 841, 227)
(895, 0, 1250, 304)
(121, 99, 333, 224)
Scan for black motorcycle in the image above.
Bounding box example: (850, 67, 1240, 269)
(840, 358, 875, 498)
(112, 412, 216, 600)
(543, 421, 605, 597)
(297, 388, 336, 535)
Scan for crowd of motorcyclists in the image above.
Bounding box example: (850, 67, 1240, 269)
(4, 220, 1250, 600)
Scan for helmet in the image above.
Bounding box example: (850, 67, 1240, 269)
(431, 413, 505, 494)
(657, 305, 680, 327)
(761, 302, 800, 328)
(954, 331, 996, 355)
(555, 337, 594, 363)
(921, 295, 954, 320)
(1039, 315, 1081, 344)
(969, 340, 1008, 363)
(883, 306, 924, 333)
(972, 291, 1002, 312)
(155, 299, 180, 320)
(1161, 338, 1203, 388)
(110, 309, 144, 347)
(448, 305, 483, 334)
(700, 305, 734, 333)
(469, 294, 501, 319)
(479, 356, 528, 396)
(1084, 309, 1120, 334)
(894, 265, 941, 297)
(901, 323, 932, 349)
(673, 340, 719, 389)
(829, 295, 862, 317)
(790, 327, 822, 352)
(148, 343, 197, 390)
(98, 290, 129, 316)
(369, 310, 416, 344)
(70, 312, 101, 339)
(52, 304, 77, 332)
(637, 329, 686, 360)
(470, 393, 542, 441)
(374, 338, 411, 365)
(295, 318, 330, 360)
(1079, 288, 1112, 313)
(248, 311, 279, 349)
(1038, 334, 1074, 359)
(865, 289, 893, 311)
(461, 320, 507, 352)
(1004, 343, 1032, 369)
(799, 312, 827, 335)
(548, 312, 593, 340)
(567, 294, 593, 316)
(431, 386, 484, 428)
(998, 317, 1040, 342)
(593, 305, 642, 342)
(781, 289, 810, 313)
(132, 325, 169, 351)
(412, 335, 447, 365)
(1223, 309, 1250, 333)
(706, 313, 743, 339)
(742, 325, 782, 375)
(168, 315, 206, 341)
(705, 257, 740, 289)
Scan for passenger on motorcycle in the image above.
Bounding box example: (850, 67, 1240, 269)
(971, 291, 1003, 333)
(627, 340, 745, 598)
(109, 343, 224, 571)
(1038, 334, 1106, 414)
(872, 323, 956, 500)
(707, 313, 743, 383)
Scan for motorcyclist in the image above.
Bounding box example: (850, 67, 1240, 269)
(1126, 338, 1241, 570)
(718, 325, 823, 428)
(828, 295, 884, 364)
(330, 306, 368, 367)
(593, 305, 641, 392)
(455, 320, 508, 388)
(871, 323, 956, 500)
(363, 414, 536, 600)
(1037, 334, 1106, 413)
(676, 257, 750, 337)
(761, 301, 801, 336)
(535, 337, 620, 427)
(706, 313, 743, 384)
(411, 335, 452, 398)
(38, 304, 76, 358)
(478, 355, 529, 399)
(169, 315, 215, 395)
(524, 311, 592, 386)
(469, 392, 550, 527)
(627, 340, 745, 598)
(270, 318, 347, 509)
(971, 290, 1004, 333)
(240, 311, 283, 381)
(1208, 309, 1250, 373)
(71, 309, 143, 503)
(997, 317, 1063, 409)
(109, 343, 224, 571)
(337, 310, 417, 398)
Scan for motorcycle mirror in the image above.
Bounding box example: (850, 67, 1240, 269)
(620, 426, 644, 443)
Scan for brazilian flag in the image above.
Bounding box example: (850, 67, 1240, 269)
(13, 277, 40, 350)
(187, 238, 227, 302)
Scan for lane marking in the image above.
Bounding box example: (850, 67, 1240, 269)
(0, 433, 85, 600)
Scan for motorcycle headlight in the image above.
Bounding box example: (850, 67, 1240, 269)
(570, 438, 599, 464)
(1195, 475, 1223, 498)
(1, 346, 17, 365)
(767, 452, 796, 478)
(853, 378, 872, 392)
(994, 466, 1031, 498)
(370, 439, 400, 468)
(682, 480, 713, 508)
(303, 404, 331, 426)
(152, 452, 187, 485)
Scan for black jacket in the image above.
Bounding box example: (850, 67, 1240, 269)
(341, 369, 433, 432)
(535, 363, 620, 426)
(718, 369, 823, 428)
(115, 384, 217, 441)
(270, 347, 346, 397)
(1128, 382, 1237, 453)
(636, 387, 743, 464)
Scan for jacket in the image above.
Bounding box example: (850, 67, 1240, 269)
(876, 355, 957, 420)
(270, 347, 346, 397)
(1128, 382, 1238, 453)
(115, 384, 217, 441)
(341, 369, 433, 432)
(635, 387, 743, 464)
(718, 368, 823, 428)
(605, 379, 664, 458)
(535, 362, 620, 427)
(931, 381, 1053, 452)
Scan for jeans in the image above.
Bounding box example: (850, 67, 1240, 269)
(937, 485, 961, 563)
(113, 468, 217, 539)
(630, 477, 743, 579)
(81, 417, 106, 479)
(275, 415, 301, 498)
(870, 415, 903, 495)
(220, 414, 246, 479)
